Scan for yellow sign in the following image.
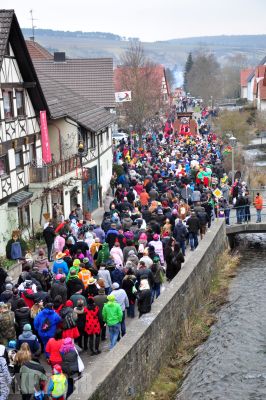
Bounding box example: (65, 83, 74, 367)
(213, 188, 222, 198)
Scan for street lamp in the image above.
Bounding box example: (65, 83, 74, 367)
(229, 135, 237, 184)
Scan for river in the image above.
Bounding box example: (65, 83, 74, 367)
(177, 236, 266, 400)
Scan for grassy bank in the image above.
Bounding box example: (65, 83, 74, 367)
(139, 250, 240, 400)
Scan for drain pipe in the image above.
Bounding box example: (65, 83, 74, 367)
(97, 132, 103, 207)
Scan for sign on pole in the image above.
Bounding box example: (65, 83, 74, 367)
(213, 188, 222, 199)
(115, 91, 132, 103)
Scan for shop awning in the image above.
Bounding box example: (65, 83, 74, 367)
(8, 190, 33, 207)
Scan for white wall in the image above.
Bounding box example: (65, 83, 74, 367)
(48, 118, 79, 162)
(247, 76, 255, 102)
(241, 87, 247, 99)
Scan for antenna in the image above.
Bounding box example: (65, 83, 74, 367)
(29, 10, 37, 41)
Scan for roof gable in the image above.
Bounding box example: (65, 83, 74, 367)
(240, 68, 254, 87)
(0, 9, 48, 113)
(26, 40, 53, 60)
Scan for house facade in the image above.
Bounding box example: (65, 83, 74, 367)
(0, 10, 48, 254)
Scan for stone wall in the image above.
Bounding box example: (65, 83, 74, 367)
(71, 220, 227, 400)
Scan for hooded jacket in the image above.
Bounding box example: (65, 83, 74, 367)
(17, 330, 40, 354)
(102, 297, 123, 326)
(52, 259, 68, 275)
(34, 308, 61, 339)
(15, 307, 31, 334)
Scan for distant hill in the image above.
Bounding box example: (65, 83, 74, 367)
(22, 28, 266, 75)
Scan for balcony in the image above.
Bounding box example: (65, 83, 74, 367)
(29, 155, 81, 183)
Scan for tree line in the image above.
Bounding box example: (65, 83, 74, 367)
(183, 51, 248, 103)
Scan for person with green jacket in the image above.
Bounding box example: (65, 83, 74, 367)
(20, 359, 47, 400)
(102, 294, 123, 349)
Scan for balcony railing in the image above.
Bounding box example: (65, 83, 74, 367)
(29, 155, 80, 183)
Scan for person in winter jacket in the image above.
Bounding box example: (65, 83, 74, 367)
(105, 224, 119, 250)
(173, 219, 188, 256)
(59, 300, 79, 339)
(187, 212, 200, 250)
(20, 357, 47, 400)
(74, 299, 89, 350)
(45, 329, 63, 368)
(52, 253, 69, 276)
(97, 265, 112, 295)
(137, 279, 152, 318)
(7, 288, 21, 311)
(34, 248, 50, 272)
(111, 266, 125, 288)
(14, 299, 31, 336)
(93, 288, 108, 340)
(85, 297, 101, 355)
(50, 275, 68, 304)
(17, 323, 40, 355)
(43, 222, 56, 262)
(47, 363, 68, 400)
(122, 268, 137, 318)
(66, 268, 84, 298)
(60, 338, 79, 398)
(148, 234, 164, 265)
(34, 303, 61, 350)
(0, 344, 12, 400)
(102, 294, 123, 349)
(96, 243, 110, 267)
(165, 242, 185, 281)
(0, 303, 16, 345)
(110, 241, 124, 269)
(0, 283, 13, 303)
(54, 234, 66, 254)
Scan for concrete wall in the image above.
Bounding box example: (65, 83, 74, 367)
(71, 220, 227, 400)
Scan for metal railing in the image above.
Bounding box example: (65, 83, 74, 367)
(29, 155, 80, 183)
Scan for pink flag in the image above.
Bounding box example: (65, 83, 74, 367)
(40, 111, 52, 164)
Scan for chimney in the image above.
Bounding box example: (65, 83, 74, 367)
(54, 52, 66, 62)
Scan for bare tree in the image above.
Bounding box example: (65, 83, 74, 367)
(116, 41, 163, 142)
(187, 51, 222, 103)
(221, 54, 248, 98)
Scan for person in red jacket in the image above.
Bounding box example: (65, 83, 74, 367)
(45, 329, 63, 368)
(84, 297, 101, 356)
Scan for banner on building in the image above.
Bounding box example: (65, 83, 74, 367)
(115, 91, 132, 103)
(40, 111, 52, 163)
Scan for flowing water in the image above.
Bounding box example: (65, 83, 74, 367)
(177, 235, 266, 400)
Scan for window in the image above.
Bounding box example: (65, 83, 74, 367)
(18, 204, 30, 228)
(15, 151, 23, 169)
(100, 132, 103, 145)
(29, 144, 36, 164)
(91, 133, 96, 148)
(106, 129, 109, 142)
(16, 91, 25, 116)
(3, 90, 14, 119)
(0, 156, 8, 176)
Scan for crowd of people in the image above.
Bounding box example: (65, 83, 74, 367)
(0, 106, 263, 400)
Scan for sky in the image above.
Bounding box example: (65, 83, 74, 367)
(2, 0, 266, 42)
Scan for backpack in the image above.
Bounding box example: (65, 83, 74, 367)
(51, 374, 67, 397)
(41, 317, 51, 332)
(63, 312, 76, 330)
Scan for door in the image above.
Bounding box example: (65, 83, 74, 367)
(82, 166, 98, 212)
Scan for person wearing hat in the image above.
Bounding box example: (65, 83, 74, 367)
(52, 253, 68, 276)
(84, 277, 99, 298)
(102, 294, 123, 349)
(17, 323, 40, 355)
(66, 268, 84, 298)
(47, 363, 67, 400)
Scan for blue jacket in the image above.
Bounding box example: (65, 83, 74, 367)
(34, 308, 61, 339)
(52, 260, 68, 275)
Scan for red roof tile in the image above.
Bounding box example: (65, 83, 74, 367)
(26, 40, 53, 60)
(240, 68, 254, 87)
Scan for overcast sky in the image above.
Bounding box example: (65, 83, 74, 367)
(2, 0, 266, 42)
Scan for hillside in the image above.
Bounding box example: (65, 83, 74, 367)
(22, 28, 266, 70)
